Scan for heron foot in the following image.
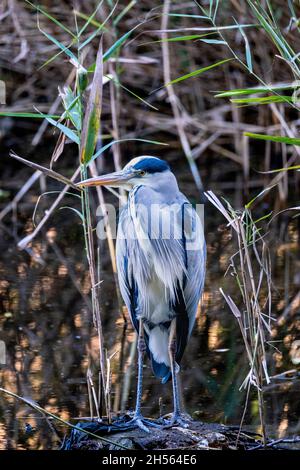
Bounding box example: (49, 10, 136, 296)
(162, 412, 191, 429)
(120, 414, 163, 433)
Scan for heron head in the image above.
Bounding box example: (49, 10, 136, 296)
(77, 156, 172, 190)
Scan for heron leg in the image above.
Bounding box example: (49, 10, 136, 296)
(164, 318, 190, 428)
(124, 319, 161, 432)
(134, 318, 146, 421)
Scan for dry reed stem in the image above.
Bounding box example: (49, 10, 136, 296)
(161, 0, 203, 192)
(206, 190, 272, 445)
(15, 165, 81, 250)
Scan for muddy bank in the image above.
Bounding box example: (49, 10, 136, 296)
(61, 416, 269, 450)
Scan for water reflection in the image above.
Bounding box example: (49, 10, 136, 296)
(0, 196, 299, 449)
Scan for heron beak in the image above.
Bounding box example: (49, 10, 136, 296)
(76, 169, 136, 188)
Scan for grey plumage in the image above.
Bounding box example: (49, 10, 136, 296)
(78, 155, 206, 428)
(116, 160, 206, 383)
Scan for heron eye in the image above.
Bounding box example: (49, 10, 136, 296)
(139, 170, 146, 176)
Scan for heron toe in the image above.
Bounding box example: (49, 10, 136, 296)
(162, 412, 191, 429)
(125, 414, 163, 433)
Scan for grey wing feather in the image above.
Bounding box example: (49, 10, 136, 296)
(116, 206, 139, 331)
(183, 201, 206, 336)
(174, 200, 206, 362)
(116, 192, 206, 369)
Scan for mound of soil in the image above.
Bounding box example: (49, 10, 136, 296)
(61, 416, 263, 450)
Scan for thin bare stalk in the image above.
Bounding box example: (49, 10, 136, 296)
(206, 191, 271, 446)
(161, 0, 203, 192)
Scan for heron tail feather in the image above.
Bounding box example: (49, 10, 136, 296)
(161, 370, 171, 384)
(150, 356, 171, 383)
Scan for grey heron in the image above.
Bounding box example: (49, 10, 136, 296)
(78, 156, 206, 431)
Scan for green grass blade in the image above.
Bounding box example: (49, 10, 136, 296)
(200, 39, 226, 44)
(38, 21, 78, 63)
(74, 10, 109, 31)
(288, 0, 297, 19)
(213, 0, 220, 22)
(74, 11, 102, 28)
(78, 1, 118, 51)
(260, 165, 300, 173)
(247, 0, 295, 62)
(140, 33, 216, 45)
(193, 0, 210, 17)
(103, 27, 136, 61)
(215, 82, 300, 97)
(87, 28, 136, 69)
(253, 212, 273, 224)
(231, 95, 295, 105)
(244, 132, 300, 146)
(60, 88, 82, 131)
(113, 78, 159, 111)
(0, 112, 60, 119)
(209, 0, 213, 18)
(80, 39, 103, 164)
(113, 0, 136, 26)
(235, 19, 253, 73)
(164, 58, 232, 87)
(167, 13, 209, 19)
(157, 23, 257, 33)
(38, 48, 68, 71)
(46, 117, 80, 144)
(78, 0, 104, 37)
(245, 185, 277, 209)
(78, 25, 104, 50)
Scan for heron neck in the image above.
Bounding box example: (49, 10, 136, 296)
(130, 172, 180, 202)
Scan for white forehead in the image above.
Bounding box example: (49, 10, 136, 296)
(123, 156, 159, 170)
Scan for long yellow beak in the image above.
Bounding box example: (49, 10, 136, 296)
(76, 169, 135, 188)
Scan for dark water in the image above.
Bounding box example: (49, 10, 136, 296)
(0, 171, 299, 450)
